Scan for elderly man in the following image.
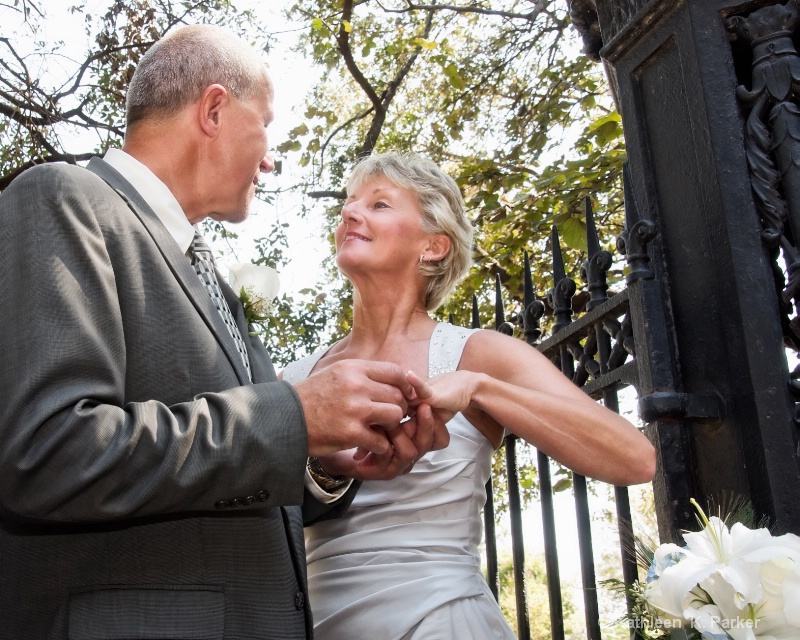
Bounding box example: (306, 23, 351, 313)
(0, 25, 445, 639)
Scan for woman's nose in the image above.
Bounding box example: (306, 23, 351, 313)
(341, 200, 362, 222)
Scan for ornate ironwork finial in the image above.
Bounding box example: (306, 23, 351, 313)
(617, 163, 656, 283)
(523, 250, 545, 346)
(566, 0, 602, 62)
(727, 0, 800, 348)
(494, 274, 514, 335)
(581, 196, 613, 311)
(726, 0, 800, 247)
(548, 226, 576, 334)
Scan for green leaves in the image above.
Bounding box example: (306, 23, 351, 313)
(588, 112, 622, 146)
(442, 62, 466, 89)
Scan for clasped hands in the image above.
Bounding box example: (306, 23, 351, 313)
(294, 360, 475, 482)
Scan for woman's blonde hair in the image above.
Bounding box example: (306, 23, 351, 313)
(346, 152, 474, 310)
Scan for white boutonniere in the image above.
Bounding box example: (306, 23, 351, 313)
(228, 263, 280, 333)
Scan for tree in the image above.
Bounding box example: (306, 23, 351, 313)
(276, 0, 628, 508)
(280, 0, 627, 342)
(0, 0, 627, 367)
(0, 1, 271, 189)
(496, 552, 581, 638)
(1, 0, 629, 507)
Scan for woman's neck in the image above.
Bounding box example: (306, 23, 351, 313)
(345, 286, 436, 354)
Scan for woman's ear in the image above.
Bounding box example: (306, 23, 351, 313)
(426, 234, 452, 262)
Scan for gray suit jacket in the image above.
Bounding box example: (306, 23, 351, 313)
(0, 159, 352, 639)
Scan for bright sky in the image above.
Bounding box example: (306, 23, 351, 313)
(218, 3, 332, 295)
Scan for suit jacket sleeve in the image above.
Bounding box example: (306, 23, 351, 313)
(0, 163, 310, 524)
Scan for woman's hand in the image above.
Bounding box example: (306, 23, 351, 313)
(405, 369, 479, 423)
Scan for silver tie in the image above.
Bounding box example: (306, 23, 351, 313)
(189, 232, 252, 381)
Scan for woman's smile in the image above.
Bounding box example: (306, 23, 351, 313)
(344, 231, 372, 242)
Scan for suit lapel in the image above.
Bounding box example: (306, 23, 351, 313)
(86, 157, 252, 386)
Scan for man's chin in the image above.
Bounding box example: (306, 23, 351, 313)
(208, 209, 250, 224)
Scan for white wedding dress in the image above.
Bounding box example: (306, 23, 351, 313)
(283, 323, 517, 640)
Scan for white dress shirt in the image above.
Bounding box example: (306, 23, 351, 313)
(104, 148, 195, 253)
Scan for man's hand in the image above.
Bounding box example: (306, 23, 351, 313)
(293, 359, 415, 458)
(315, 403, 451, 481)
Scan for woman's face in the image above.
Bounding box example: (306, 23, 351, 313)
(335, 175, 431, 279)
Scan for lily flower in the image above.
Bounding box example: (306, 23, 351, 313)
(642, 500, 800, 639)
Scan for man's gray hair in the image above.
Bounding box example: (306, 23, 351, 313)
(346, 152, 474, 311)
(126, 24, 269, 127)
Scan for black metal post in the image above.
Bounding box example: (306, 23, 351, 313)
(594, 0, 800, 537)
(476, 295, 501, 601)
(523, 251, 565, 640)
(583, 197, 639, 635)
(549, 227, 602, 639)
(495, 275, 531, 640)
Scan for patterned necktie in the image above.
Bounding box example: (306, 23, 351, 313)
(189, 232, 252, 381)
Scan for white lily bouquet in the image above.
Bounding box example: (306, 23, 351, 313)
(634, 499, 800, 639)
(228, 262, 280, 334)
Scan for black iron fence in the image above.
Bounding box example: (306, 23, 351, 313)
(476, 166, 664, 640)
(481, 1, 800, 637)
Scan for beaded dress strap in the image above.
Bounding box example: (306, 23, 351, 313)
(281, 346, 330, 383)
(428, 323, 479, 377)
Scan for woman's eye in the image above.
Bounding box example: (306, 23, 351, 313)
(374, 201, 389, 209)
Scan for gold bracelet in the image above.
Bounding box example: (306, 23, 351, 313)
(307, 457, 350, 492)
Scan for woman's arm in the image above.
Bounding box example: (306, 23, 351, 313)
(408, 330, 656, 486)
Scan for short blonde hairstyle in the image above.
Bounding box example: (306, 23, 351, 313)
(346, 152, 474, 310)
(126, 25, 270, 127)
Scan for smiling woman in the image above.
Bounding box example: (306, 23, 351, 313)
(281, 150, 656, 640)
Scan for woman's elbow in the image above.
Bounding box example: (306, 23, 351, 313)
(622, 440, 657, 486)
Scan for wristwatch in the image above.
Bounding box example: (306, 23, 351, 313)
(307, 457, 350, 492)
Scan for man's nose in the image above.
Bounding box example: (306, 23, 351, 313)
(260, 151, 275, 174)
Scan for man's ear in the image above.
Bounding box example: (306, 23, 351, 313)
(426, 234, 452, 262)
(197, 84, 228, 138)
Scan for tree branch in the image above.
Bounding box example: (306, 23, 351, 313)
(357, 9, 434, 156)
(308, 190, 347, 200)
(335, 0, 383, 110)
(52, 42, 152, 103)
(0, 0, 44, 20)
(317, 105, 375, 178)
(378, 0, 552, 22)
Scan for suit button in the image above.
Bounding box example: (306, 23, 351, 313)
(256, 490, 269, 502)
(243, 495, 255, 505)
(230, 497, 243, 507)
(294, 592, 305, 610)
(214, 500, 229, 510)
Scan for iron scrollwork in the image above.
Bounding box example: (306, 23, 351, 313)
(727, 1, 800, 350)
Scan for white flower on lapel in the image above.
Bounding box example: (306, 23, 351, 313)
(227, 263, 280, 329)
